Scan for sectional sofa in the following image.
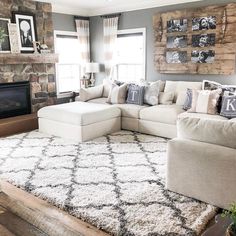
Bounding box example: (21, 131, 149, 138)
(38, 80, 236, 209)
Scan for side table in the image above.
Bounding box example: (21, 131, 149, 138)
(202, 214, 232, 236)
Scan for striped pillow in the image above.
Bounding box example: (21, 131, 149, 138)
(188, 89, 222, 115)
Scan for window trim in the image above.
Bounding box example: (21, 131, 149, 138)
(116, 28, 146, 81)
(54, 30, 80, 98)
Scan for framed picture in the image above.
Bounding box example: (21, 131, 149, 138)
(166, 51, 187, 63)
(167, 19, 188, 33)
(192, 16, 216, 31)
(8, 23, 20, 53)
(12, 12, 37, 53)
(0, 18, 11, 53)
(192, 33, 215, 47)
(191, 50, 215, 63)
(167, 35, 187, 48)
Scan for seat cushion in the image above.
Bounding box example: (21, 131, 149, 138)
(140, 105, 185, 125)
(38, 102, 121, 126)
(113, 104, 147, 119)
(177, 116, 236, 149)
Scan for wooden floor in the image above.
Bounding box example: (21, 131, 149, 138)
(0, 180, 109, 236)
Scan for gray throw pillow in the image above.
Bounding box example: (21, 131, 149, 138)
(220, 95, 236, 118)
(126, 84, 145, 105)
(183, 89, 192, 110)
(144, 81, 159, 106)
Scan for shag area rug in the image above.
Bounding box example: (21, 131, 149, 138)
(0, 130, 217, 236)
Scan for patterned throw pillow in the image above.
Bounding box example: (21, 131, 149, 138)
(144, 81, 159, 106)
(126, 84, 145, 105)
(107, 83, 128, 104)
(188, 89, 222, 115)
(220, 95, 236, 118)
(183, 89, 192, 111)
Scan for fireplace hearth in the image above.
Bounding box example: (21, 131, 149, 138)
(0, 81, 31, 119)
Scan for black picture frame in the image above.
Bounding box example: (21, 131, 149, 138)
(12, 11, 37, 53)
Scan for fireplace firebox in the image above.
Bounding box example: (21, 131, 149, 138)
(0, 81, 31, 119)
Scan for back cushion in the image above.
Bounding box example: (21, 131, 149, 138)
(103, 79, 113, 97)
(164, 81, 202, 104)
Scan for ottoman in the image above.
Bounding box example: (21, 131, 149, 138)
(38, 102, 121, 141)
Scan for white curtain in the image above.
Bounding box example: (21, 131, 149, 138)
(103, 16, 119, 78)
(75, 19, 90, 76)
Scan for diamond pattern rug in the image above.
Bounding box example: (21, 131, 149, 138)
(0, 130, 217, 236)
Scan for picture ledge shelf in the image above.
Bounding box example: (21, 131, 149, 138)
(0, 53, 59, 65)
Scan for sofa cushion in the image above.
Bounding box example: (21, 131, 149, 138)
(140, 105, 184, 125)
(78, 85, 103, 102)
(113, 104, 147, 119)
(38, 102, 120, 126)
(177, 116, 236, 149)
(102, 79, 113, 97)
(164, 81, 202, 103)
(159, 92, 174, 105)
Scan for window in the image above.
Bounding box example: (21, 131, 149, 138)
(54, 31, 81, 97)
(115, 28, 146, 83)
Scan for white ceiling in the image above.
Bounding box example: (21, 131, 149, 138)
(37, 0, 203, 16)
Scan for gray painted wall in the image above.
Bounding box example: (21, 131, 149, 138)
(52, 0, 236, 85)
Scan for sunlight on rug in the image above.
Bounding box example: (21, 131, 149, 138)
(0, 130, 217, 236)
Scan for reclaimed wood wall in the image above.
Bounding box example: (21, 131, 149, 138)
(153, 3, 236, 75)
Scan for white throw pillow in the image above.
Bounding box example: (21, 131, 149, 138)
(158, 92, 174, 105)
(188, 89, 222, 115)
(78, 85, 104, 102)
(107, 83, 128, 104)
(144, 81, 159, 106)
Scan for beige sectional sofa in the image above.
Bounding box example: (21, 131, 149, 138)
(76, 80, 202, 139)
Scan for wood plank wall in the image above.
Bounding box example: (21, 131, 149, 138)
(153, 3, 236, 75)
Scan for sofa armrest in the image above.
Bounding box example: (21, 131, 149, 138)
(167, 138, 236, 209)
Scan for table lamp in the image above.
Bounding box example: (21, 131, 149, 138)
(85, 62, 100, 87)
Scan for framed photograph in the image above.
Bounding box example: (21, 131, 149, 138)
(191, 50, 215, 63)
(0, 18, 11, 53)
(8, 23, 20, 53)
(192, 33, 215, 47)
(167, 35, 187, 48)
(12, 12, 37, 53)
(166, 51, 187, 63)
(167, 19, 188, 33)
(192, 16, 216, 31)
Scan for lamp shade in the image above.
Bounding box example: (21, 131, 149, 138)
(85, 62, 100, 73)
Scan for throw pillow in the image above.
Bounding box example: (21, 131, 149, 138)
(79, 85, 104, 102)
(144, 81, 159, 106)
(107, 83, 128, 104)
(188, 89, 222, 115)
(126, 84, 145, 105)
(183, 89, 192, 111)
(202, 80, 221, 90)
(220, 95, 236, 118)
(158, 92, 174, 105)
(102, 79, 113, 97)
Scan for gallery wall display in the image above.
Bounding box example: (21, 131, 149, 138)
(153, 3, 236, 75)
(12, 12, 37, 53)
(0, 18, 11, 53)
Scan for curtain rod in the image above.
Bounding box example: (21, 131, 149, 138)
(100, 13, 121, 19)
(74, 16, 90, 20)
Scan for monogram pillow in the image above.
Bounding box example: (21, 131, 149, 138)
(126, 84, 145, 105)
(220, 95, 236, 118)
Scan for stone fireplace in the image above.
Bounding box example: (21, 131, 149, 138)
(0, 0, 58, 114)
